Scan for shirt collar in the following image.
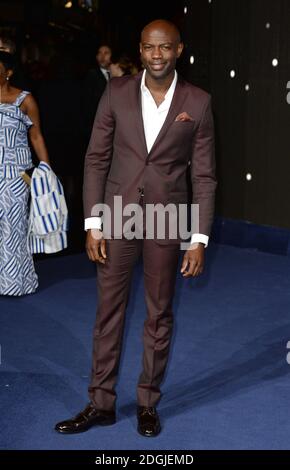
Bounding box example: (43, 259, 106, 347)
(140, 69, 177, 99)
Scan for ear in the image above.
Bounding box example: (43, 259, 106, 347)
(176, 42, 184, 59)
(7, 69, 13, 79)
(139, 42, 142, 54)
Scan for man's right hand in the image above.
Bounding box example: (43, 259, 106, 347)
(86, 229, 107, 264)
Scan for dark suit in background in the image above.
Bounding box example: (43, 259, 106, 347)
(82, 66, 108, 146)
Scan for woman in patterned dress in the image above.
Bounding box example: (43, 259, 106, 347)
(0, 50, 50, 295)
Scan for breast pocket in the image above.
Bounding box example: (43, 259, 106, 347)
(171, 120, 195, 134)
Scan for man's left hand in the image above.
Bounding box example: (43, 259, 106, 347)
(180, 243, 205, 278)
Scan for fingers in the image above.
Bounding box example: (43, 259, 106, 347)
(181, 256, 204, 278)
(180, 256, 189, 274)
(100, 239, 107, 260)
(182, 258, 197, 278)
(86, 231, 106, 264)
(86, 244, 104, 264)
(192, 262, 203, 277)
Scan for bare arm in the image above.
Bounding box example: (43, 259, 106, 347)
(24, 94, 50, 165)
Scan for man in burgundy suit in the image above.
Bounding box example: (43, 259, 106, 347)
(55, 19, 216, 437)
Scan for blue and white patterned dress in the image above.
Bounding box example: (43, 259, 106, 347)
(0, 90, 38, 296)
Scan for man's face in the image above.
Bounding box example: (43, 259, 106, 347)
(140, 26, 183, 80)
(96, 46, 112, 69)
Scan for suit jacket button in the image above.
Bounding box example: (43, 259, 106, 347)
(138, 187, 144, 196)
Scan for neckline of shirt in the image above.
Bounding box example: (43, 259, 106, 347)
(140, 69, 177, 101)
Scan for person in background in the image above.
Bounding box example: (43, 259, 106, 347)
(109, 55, 139, 77)
(0, 36, 32, 90)
(0, 47, 51, 295)
(82, 44, 112, 145)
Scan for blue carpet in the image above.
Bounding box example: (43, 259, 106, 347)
(1, 243, 290, 450)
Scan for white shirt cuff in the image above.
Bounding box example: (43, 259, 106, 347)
(84, 217, 102, 231)
(84, 220, 209, 245)
(190, 233, 209, 247)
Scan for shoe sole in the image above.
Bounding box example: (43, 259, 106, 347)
(55, 418, 116, 434)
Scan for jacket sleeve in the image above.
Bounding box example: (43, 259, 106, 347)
(83, 82, 115, 219)
(190, 95, 217, 237)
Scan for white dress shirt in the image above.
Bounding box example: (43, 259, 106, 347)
(85, 69, 209, 247)
(141, 69, 177, 152)
(100, 67, 110, 81)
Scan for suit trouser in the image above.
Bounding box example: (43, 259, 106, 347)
(88, 237, 180, 410)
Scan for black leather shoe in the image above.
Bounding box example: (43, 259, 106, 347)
(137, 406, 161, 437)
(55, 403, 116, 434)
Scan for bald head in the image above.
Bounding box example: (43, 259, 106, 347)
(141, 19, 181, 44)
(140, 19, 183, 82)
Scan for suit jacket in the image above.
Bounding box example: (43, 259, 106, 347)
(82, 66, 108, 141)
(83, 71, 217, 243)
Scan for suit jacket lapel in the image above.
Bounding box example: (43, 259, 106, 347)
(148, 76, 188, 156)
(129, 73, 188, 157)
(130, 72, 148, 156)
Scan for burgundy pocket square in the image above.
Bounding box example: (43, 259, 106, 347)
(175, 112, 193, 122)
